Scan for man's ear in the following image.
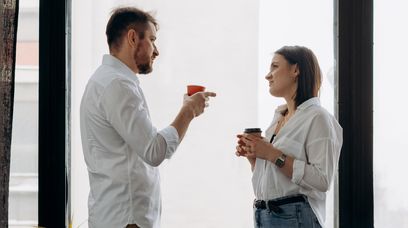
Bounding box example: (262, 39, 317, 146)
(127, 29, 139, 48)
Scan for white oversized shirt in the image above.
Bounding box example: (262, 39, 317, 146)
(80, 54, 180, 228)
(252, 97, 342, 227)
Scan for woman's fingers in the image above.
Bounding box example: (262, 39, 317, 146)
(241, 137, 253, 146)
(236, 145, 248, 157)
(243, 133, 257, 140)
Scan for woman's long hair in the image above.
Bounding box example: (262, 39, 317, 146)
(275, 46, 322, 107)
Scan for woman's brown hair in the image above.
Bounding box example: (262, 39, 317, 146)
(275, 46, 322, 107)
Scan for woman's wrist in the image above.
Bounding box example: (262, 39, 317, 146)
(248, 157, 256, 165)
(267, 145, 281, 163)
(248, 157, 256, 171)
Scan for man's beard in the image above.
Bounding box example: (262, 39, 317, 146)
(137, 62, 152, 74)
(134, 44, 153, 74)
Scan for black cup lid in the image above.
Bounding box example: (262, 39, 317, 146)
(244, 128, 262, 133)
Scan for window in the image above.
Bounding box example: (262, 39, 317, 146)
(70, 1, 337, 227)
(374, 0, 408, 226)
(258, 1, 335, 227)
(9, 0, 39, 227)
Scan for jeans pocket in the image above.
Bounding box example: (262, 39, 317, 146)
(269, 204, 298, 220)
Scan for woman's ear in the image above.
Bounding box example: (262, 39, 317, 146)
(292, 64, 300, 80)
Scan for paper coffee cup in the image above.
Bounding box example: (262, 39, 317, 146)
(244, 128, 262, 137)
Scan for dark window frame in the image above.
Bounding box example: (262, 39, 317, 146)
(38, 0, 70, 227)
(336, 0, 374, 227)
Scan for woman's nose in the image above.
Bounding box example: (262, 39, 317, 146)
(265, 72, 272, 80)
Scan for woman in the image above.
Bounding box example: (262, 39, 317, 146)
(236, 46, 342, 228)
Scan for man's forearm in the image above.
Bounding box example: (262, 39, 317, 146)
(170, 106, 195, 141)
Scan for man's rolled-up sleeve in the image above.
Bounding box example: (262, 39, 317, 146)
(101, 79, 180, 166)
(158, 126, 180, 159)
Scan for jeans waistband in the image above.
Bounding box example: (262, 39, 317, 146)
(253, 194, 307, 213)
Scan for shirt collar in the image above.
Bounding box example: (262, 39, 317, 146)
(102, 54, 140, 85)
(275, 104, 288, 115)
(297, 97, 320, 110)
(274, 97, 320, 114)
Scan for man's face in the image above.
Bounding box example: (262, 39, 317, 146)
(133, 22, 159, 74)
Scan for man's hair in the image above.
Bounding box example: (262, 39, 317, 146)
(106, 7, 158, 52)
(275, 46, 322, 107)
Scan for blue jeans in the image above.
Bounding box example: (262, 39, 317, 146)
(253, 197, 322, 228)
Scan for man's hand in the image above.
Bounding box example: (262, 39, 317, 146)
(183, 91, 217, 117)
(171, 91, 216, 142)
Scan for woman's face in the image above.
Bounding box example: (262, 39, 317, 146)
(265, 54, 299, 99)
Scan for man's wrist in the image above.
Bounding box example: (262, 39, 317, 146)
(181, 105, 195, 120)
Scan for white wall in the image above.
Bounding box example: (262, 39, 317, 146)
(71, 1, 259, 227)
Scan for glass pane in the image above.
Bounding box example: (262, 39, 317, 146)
(258, 1, 335, 227)
(374, 0, 408, 227)
(9, 0, 39, 227)
(71, 0, 335, 227)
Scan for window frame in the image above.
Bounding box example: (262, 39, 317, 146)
(38, 0, 70, 227)
(336, 0, 374, 227)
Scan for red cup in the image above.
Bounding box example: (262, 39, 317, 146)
(187, 85, 205, 96)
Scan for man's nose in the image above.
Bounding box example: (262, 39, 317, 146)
(154, 46, 159, 57)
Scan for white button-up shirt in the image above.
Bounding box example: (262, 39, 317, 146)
(80, 54, 180, 228)
(252, 97, 342, 227)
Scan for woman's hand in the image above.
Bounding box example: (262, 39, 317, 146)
(235, 134, 257, 171)
(239, 133, 294, 178)
(235, 135, 255, 157)
(239, 133, 279, 162)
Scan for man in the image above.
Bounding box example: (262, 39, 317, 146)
(80, 7, 216, 228)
